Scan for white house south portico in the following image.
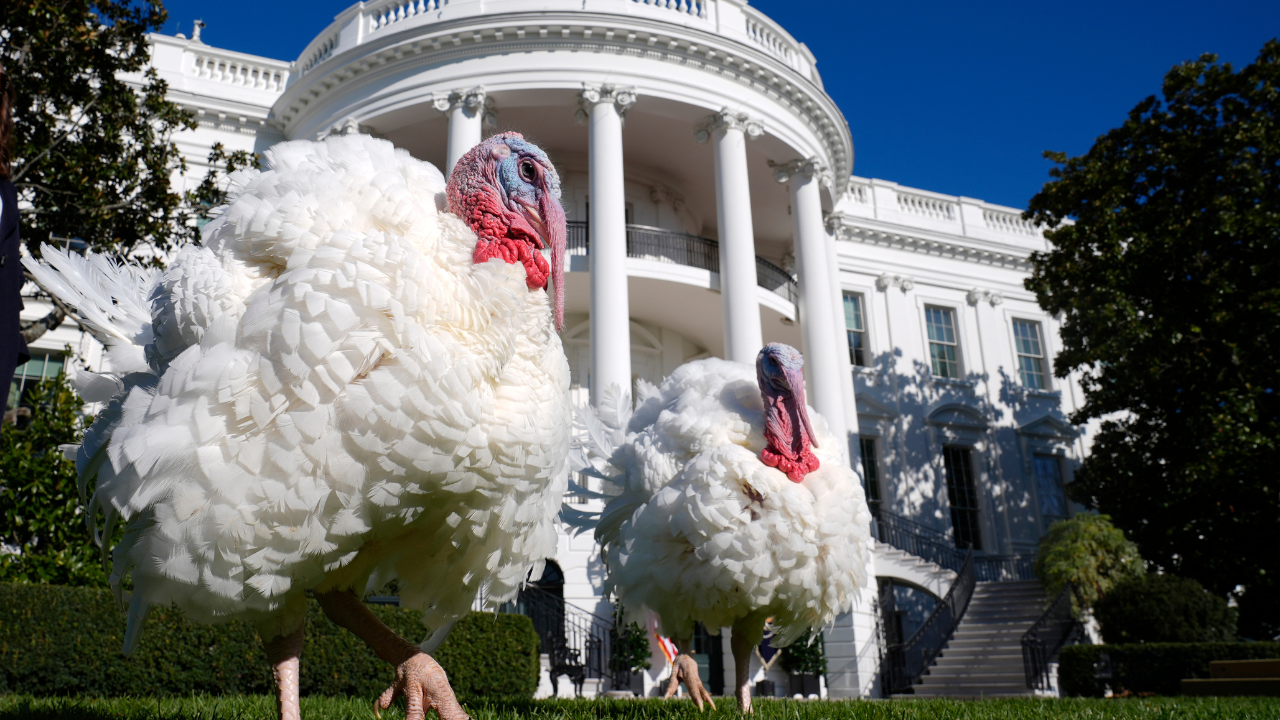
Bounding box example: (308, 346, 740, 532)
(31, 0, 1095, 701)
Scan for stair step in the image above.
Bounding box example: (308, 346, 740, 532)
(927, 666, 1027, 677)
(938, 651, 1025, 661)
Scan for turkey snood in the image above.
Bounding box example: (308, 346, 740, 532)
(757, 343, 820, 482)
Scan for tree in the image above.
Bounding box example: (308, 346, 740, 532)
(0, 372, 106, 586)
(1035, 514, 1145, 612)
(1025, 40, 1280, 639)
(2, 0, 257, 342)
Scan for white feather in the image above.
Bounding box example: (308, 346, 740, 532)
(33, 134, 572, 646)
(571, 359, 872, 646)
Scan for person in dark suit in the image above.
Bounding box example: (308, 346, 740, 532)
(0, 63, 31, 414)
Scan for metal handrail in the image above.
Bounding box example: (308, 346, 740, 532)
(881, 547, 977, 694)
(564, 220, 799, 304)
(974, 554, 1037, 582)
(870, 505, 1036, 581)
(494, 586, 624, 694)
(1021, 582, 1081, 690)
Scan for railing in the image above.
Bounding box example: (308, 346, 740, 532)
(983, 208, 1040, 236)
(881, 548, 977, 695)
(871, 505, 966, 573)
(288, 0, 820, 92)
(564, 221, 798, 305)
(975, 554, 1037, 582)
(870, 505, 1037, 581)
(367, 0, 447, 34)
(191, 53, 289, 91)
(298, 34, 338, 76)
(630, 0, 709, 20)
(897, 191, 956, 221)
(831, 176, 1054, 247)
(495, 586, 623, 694)
(1021, 582, 1082, 690)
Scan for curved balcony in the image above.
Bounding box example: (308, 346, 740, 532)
(565, 221, 797, 305)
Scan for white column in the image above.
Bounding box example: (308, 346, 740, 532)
(434, 86, 490, 176)
(582, 84, 636, 406)
(773, 158, 848, 446)
(696, 109, 763, 364)
(827, 219, 862, 463)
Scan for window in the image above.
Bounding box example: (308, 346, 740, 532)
(942, 445, 982, 550)
(925, 306, 961, 378)
(1013, 319, 1048, 390)
(843, 293, 867, 367)
(8, 352, 65, 410)
(859, 436, 881, 506)
(1034, 454, 1066, 524)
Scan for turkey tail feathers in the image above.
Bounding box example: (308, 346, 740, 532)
(23, 244, 157, 351)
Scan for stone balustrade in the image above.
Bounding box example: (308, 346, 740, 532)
(191, 52, 289, 91)
(836, 176, 1049, 250)
(289, 0, 820, 88)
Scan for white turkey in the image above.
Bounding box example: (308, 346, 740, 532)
(568, 344, 872, 712)
(25, 132, 571, 720)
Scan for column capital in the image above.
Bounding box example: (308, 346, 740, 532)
(327, 116, 365, 137)
(876, 273, 915, 292)
(966, 288, 1004, 306)
(693, 108, 763, 144)
(432, 86, 496, 125)
(575, 83, 637, 123)
(769, 157, 827, 183)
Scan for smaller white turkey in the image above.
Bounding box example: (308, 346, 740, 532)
(567, 344, 872, 712)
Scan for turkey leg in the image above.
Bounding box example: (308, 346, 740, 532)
(661, 636, 716, 710)
(730, 615, 768, 714)
(317, 589, 468, 720)
(263, 623, 305, 720)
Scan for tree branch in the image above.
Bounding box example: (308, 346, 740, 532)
(12, 95, 101, 183)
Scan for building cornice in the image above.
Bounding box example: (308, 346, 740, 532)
(829, 214, 1034, 272)
(274, 12, 852, 191)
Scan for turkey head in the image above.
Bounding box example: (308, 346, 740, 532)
(757, 343, 820, 482)
(447, 132, 567, 330)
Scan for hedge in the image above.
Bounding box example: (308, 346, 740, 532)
(1059, 642, 1280, 697)
(0, 583, 539, 699)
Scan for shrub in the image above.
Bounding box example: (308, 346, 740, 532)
(1094, 573, 1236, 644)
(1059, 642, 1280, 697)
(0, 583, 539, 699)
(609, 605, 652, 676)
(778, 628, 826, 676)
(0, 375, 105, 588)
(1035, 514, 1144, 610)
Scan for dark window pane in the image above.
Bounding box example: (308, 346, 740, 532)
(859, 437, 880, 504)
(943, 445, 981, 550)
(1034, 454, 1066, 522)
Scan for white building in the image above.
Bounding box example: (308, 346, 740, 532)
(17, 0, 1086, 700)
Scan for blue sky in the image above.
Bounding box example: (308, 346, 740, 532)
(159, 0, 1279, 209)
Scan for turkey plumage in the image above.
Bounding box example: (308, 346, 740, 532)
(26, 133, 571, 720)
(568, 345, 872, 711)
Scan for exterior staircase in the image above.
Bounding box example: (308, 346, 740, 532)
(910, 580, 1045, 698)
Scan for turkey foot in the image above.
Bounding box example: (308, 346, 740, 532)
(662, 654, 716, 711)
(262, 623, 305, 720)
(317, 589, 467, 720)
(376, 652, 467, 720)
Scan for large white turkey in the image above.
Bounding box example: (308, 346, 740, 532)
(25, 133, 571, 720)
(568, 344, 872, 712)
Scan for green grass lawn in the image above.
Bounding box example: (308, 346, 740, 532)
(1, 696, 1277, 720)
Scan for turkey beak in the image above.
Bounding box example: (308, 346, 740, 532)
(540, 193, 566, 332)
(782, 364, 818, 448)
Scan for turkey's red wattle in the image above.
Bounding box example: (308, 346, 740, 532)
(455, 185, 550, 291)
(760, 393, 820, 483)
